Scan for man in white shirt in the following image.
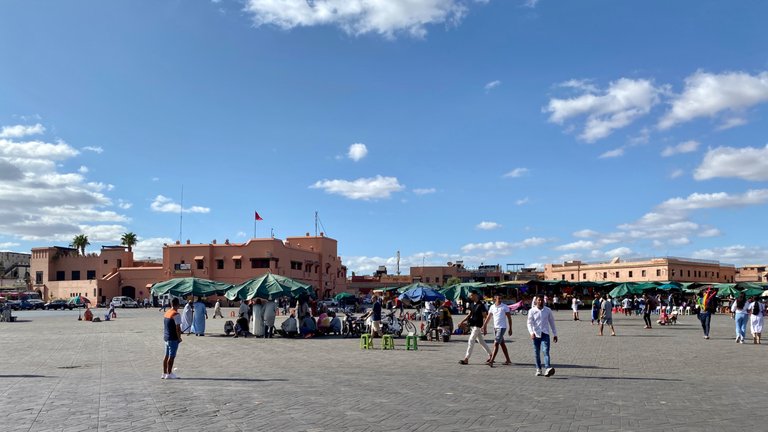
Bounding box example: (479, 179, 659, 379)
(527, 296, 558, 377)
(482, 295, 513, 366)
(599, 294, 616, 337)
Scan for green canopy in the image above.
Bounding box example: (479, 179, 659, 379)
(333, 292, 356, 302)
(440, 283, 484, 302)
(225, 273, 312, 301)
(741, 287, 765, 297)
(715, 283, 739, 298)
(151, 277, 232, 298)
(608, 282, 647, 298)
(396, 282, 438, 294)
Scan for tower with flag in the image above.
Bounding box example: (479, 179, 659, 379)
(253, 211, 263, 238)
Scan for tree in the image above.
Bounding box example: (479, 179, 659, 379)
(121, 232, 138, 252)
(444, 277, 462, 287)
(70, 234, 90, 256)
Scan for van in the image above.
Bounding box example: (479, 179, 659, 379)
(110, 296, 139, 308)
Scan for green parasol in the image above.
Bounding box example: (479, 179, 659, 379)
(225, 273, 312, 301)
(151, 277, 233, 298)
(333, 292, 356, 302)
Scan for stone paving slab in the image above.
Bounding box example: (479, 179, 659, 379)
(1, 308, 765, 431)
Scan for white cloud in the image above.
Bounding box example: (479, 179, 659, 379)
(524, 0, 540, 8)
(131, 237, 174, 260)
(310, 175, 404, 200)
(661, 140, 700, 157)
(692, 245, 768, 266)
(0, 125, 129, 242)
(117, 199, 133, 210)
(599, 148, 624, 159)
(545, 78, 662, 142)
(82, 146, 104, 154)
(78, 165, 89, 174)
(659, 70, 768, 130)
(699, 228, 721, 238)
(461, 237, 549, 254)
(484, 80, 501, 92)
(0, 242, 21, 251)
(150, 195, 211, 214)
(503, 167, 529, 178)
(413, 188, 436, 195)
(0, 124, 45, 139)
(555, 239, 618, 251)
(717, 117, 748, 130)
(694, 144, 768, 181)
(658, 190, 768, 212)
(243, 0, 486, 38)
(347, 143, 368, 161)
(476, 221, 502, 230)
(573, 229, 598, 238)
(515, 197, 529, 205)
(236, 231, 248, 238)
(604, 247, 632, 257)
(669, 169, 685, 179)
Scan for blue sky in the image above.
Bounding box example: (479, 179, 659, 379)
(1, 0, 767, 274)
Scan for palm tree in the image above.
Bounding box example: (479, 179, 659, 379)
(121, 232, 138, 252)
(70, 234, 90, 256)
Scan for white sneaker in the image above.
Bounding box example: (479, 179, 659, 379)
(166, 373, 180, 379)
(161, 374, 167, 380)
(535, 369, 543, 376)
(545, 367, 555, 377)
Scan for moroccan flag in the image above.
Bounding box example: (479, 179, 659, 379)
(254, 211, 263, 221)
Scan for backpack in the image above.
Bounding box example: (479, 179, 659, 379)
(753, 302, 762, 316)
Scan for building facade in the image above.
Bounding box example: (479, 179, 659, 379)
(735, 265, 767, 283)
(544, 256, 736, 283)
(30, 234, 348, 303)
(410, 262, 543, 285)
(0, 251, 31, 289)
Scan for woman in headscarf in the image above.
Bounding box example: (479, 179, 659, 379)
(190, 297, 208, 336)
(181, 299, 194, 334)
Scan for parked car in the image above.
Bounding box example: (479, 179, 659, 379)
(110, 296, 139, 308)
(44, 299, 74, 310)
(26, 299, 45, 310)
(8, 299, 36, 311)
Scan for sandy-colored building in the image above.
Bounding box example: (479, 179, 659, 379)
(348, 266, 412, 294)
(30, 233, 348, 303)
(410, 262, 543, 285)
(544, 256, 736, 283)
(735, 265, 767, 283)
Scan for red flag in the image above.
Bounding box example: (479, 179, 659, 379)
(254, 211, 263, 221)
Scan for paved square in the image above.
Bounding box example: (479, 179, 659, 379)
(1, 308, 765, 432)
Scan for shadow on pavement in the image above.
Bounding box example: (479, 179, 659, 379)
(179, 377, 289, 382)
(559, 376, 682, 382)
(0, 374, 50, 378)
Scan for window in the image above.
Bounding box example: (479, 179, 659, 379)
(615, 271, 620, 278)
(103, 259, 108, 264)
(93, 289, 97, 297)
(582, 273, 587, 280)
(87, 270, 96, 280)
(687, 270, 691, 277)
(216, 260, 224, 270)
(435, 277, 441, 284)
(628, 271, 633, 278)
(656, 269, 661, 277)
(641, 270, 646, 277)
(72, 271, 80, 280)
(603, 272, 607, 279)
(561, 274, 565, 280)
(35, 271, 43, 284)
(56, 271, 65, 281)
(425, 277, 430, 283)
(251, 258, 270, 269)
(290, 261, 303, 271)
(234, 260, 242, 269)
(196, 260, 204, 270)
(570, 273, 574, 280)
(670, 269, 675, 277)
(717, 271, 720, 278)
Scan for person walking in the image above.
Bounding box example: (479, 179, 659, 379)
(263, 300, 277, 338)
(190, 297, 208, 336)
(731, 293, 748, 343)
(571, 296, 580, 321)
(252, 298, 265, 337)
(698, 288, 717, 339)
(598, 294, 616, 336)
(180, 299, 193, 334)
(370, 296, 382, 338)
(482, 295, 513, 366)
(527, 296, 558, 377)
(458, 292, 492, 365)
(159, 296, 169, 312)
(590, 293, 601, 325)
(212, 299, 224, 319)
(162, 298, 182, 379)
(749, 297, 764, 344)
(642, 293, 653, 329)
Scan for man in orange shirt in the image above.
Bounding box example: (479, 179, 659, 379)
(162, 298, 183, 379)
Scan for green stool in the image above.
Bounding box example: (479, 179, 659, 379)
(360, 334, 373, 350)
(405, 335, 418, 351)
(381, 334, 395, 350)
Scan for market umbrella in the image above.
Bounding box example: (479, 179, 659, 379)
(396, 282, 439, 294)
(225, 273, 312, 301)
(741, 287, 765, 297)
(67, 296, 91, 305)
(656, 282, 683, 292)
(399, 286, 446, 303)
(151, 277, 233, 298)
(333, 292, 356, 302)
(715, 284, 739, 298)
(608, 283, 641, 298)
(440, 283, 483, 302)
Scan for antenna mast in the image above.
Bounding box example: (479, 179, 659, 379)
(314, 211, 318, 236)
(396, 251, 401, 275)
(178, 184, 184, 242)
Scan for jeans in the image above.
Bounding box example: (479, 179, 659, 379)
(643, 312, 652, 327)
(465, 326, 492, 359)
(735, 312, 748, 339)
(699, 311, 711, 336)
(532, 333, 551, 370)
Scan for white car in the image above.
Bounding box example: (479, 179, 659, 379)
(110, 296, 139, 308)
